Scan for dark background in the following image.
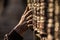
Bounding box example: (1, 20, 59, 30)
(0, 0, 33, 40)
(0, 0, 60, 40)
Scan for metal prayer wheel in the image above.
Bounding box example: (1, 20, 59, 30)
(27, 0, 59, 40)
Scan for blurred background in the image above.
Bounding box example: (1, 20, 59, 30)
(0, 0, 60, 40)
(0, 0, 33, 40)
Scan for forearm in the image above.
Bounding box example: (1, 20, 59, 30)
(4, 30, 23, 40)
(4, 24, 28, 40)
(15, 24, 28, 36)
(4, 6, 32, 40)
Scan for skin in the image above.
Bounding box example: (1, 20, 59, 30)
(8, 6, 33, 37)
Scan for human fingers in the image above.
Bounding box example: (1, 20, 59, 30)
(27, 24, 33, 27)
(26, 19, 32, 24)
(22, 7, 28, 15)
(24, 9, 32, 17)
(23, 6, 29, 15)
(16, 10, 32, 27)
(21, 9, 32, 20)
(26, 15, 32, 20)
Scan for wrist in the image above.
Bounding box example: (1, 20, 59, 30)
(15, 24, 28, 37)
(15, 25, 23, 36)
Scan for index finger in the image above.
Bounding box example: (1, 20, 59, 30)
(24, 9, 32, 17)
(23, 6, 29, 15)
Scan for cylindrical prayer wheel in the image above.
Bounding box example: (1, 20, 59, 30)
(27, 0, 59, 40)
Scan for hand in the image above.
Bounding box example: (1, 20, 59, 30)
(15, 6, 33, 28)
(9, 6, 33, 36)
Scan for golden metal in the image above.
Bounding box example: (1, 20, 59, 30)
(27, 0, 59, 40)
